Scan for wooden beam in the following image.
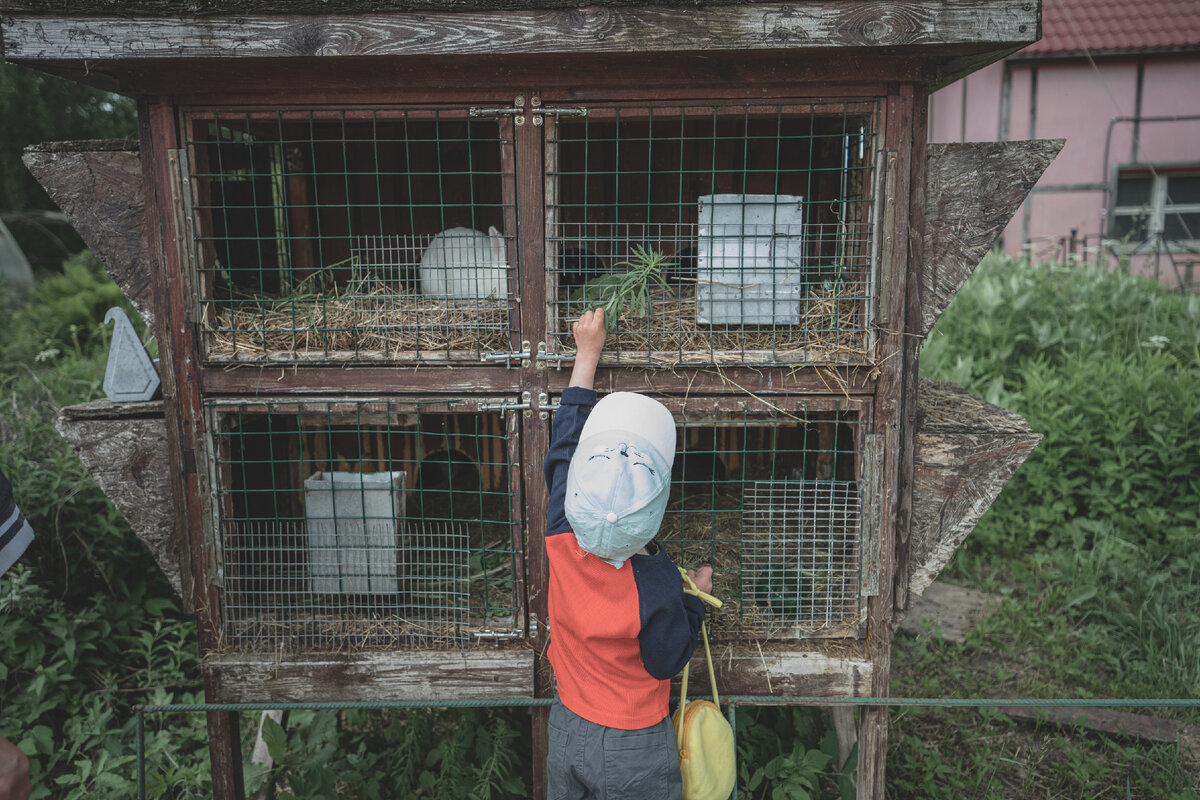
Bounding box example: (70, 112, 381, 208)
(207, 649, 536, 703)
(22, 141, 156, 326)
(919, 139, 1063, 338)
(54, 400, 183, 599)
(676, 646, 875, 699)
(904, 379, 1041, 603)
(2, 2, 1040, 62)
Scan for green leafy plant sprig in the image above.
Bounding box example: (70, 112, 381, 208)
(573, 245, 675, 332)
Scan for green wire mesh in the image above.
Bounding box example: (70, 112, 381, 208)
(206, 399, 522, 652)
(183, 101, 878, 365)
(657, 404, 866, 639)
(185, 107, 515, 362)
(547, 101, 879, 366)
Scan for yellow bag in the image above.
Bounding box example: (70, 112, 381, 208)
(673, 573, 736, 800)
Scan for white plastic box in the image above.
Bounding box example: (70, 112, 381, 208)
(696, 194, 805, 326)
(303, 471, 406, 595)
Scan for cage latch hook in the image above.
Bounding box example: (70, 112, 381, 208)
(534, 341, 575, 371)
(477, 391, 532, 414)
(480, 341, 532, 367)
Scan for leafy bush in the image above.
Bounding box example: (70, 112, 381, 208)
(892, 252, 1200, 798)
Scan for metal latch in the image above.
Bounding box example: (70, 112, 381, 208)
(538, 392, 561, 420)
(534, 341, 575, 370)
(469, 94, 529, 125)
(481, 340, 532, 368)
(478, 391, 532, 413)
(471, 628, 524, 647)
(527, 96, 588, 127)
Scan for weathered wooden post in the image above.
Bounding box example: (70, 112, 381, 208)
(5, 3, 1057, 796)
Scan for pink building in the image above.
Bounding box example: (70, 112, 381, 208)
(929, 0, 1200, 288)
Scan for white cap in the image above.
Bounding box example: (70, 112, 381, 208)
(565, 393, 677, 568)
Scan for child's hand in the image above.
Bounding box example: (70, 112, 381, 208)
(568, 309, 606, 389)
(573, 308, 607, 358)
(686, 565, 713, 596)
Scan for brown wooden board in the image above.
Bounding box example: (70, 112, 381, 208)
(2, 3, 1040, 61)
(21, 141, 156, 325)
(206, 649, 536, 703)
(905, 379, 1041, 603)
(919, 139, 1064, 338)
(54, 400, 182, 597)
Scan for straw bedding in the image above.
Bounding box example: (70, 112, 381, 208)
(204, 283, 870, 365)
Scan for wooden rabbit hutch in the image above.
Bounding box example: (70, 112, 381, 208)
(5, 1, 1061, 796)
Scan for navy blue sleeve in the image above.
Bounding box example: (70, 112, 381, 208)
(544, 386, 598, 537)
(632, 545, 707, 680)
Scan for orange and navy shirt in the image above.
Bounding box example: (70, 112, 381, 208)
(543, 386, 705, 730)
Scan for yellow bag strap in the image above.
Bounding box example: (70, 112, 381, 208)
(677, 568, 723, 750)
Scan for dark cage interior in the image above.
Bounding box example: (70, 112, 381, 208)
(186, 108, 516, 362)
(548, 101, 878, 366)
(206, 400, 522, 653)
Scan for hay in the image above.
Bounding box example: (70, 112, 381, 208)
(204, 285, 510, 359)
(658, 487, 863, 642)
(563, 283, 870, 365)
(202, 283, 870, 364)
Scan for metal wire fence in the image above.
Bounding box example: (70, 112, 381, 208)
(206, 398, 521, 651)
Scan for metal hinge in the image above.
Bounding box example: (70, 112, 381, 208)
(480, 340, 532, 368)
(534, 341, 575, 371)
(478, 391, 532, 413)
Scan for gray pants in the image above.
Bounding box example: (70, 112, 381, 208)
(547, 697, 683, 800)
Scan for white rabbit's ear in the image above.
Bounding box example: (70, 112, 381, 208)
(488, 226, 507, 264)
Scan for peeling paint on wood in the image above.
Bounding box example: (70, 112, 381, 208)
(1, 2, 1040, 61)
(206, 649, 536, 702)
(22, 141, 155, 326)
(921, 139, 1064, 338)
(682, 647, 875, 699)
(54, 400, 182, 597)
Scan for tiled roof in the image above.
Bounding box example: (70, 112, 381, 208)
(1022, 0, 1200, 55)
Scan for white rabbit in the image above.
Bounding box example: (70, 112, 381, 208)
(418, 226, 509, 299)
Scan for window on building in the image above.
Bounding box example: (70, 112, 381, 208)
(1109, 166, 1200, 246)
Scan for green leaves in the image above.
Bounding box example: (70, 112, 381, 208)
(573, 244, 674, 332)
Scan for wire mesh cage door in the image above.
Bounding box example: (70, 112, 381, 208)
(180, 106, 519, 363)
(544, 101, 880, 367)
(644, 396, 873, 640)
(205, 397, 526, 653)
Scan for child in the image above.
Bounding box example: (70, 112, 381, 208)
(543, 308, 713, 799)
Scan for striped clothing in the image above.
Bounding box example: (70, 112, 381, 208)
(0, 469, 34, 576)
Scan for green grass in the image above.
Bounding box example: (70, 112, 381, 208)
(890, 252, 1200, 799)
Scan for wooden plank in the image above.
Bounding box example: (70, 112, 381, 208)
(675, 648, 875, 699)
(206, 649, 536, 703)
(54, 400, 182, 598)
(896, 581, 1001, 643)
(985, 691, 1200, 751)
(2, 2, 1040, 61)
(906, 379, 1041, 601)
(919, 139, 1063, 338)
(21, 141, 155, 325)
